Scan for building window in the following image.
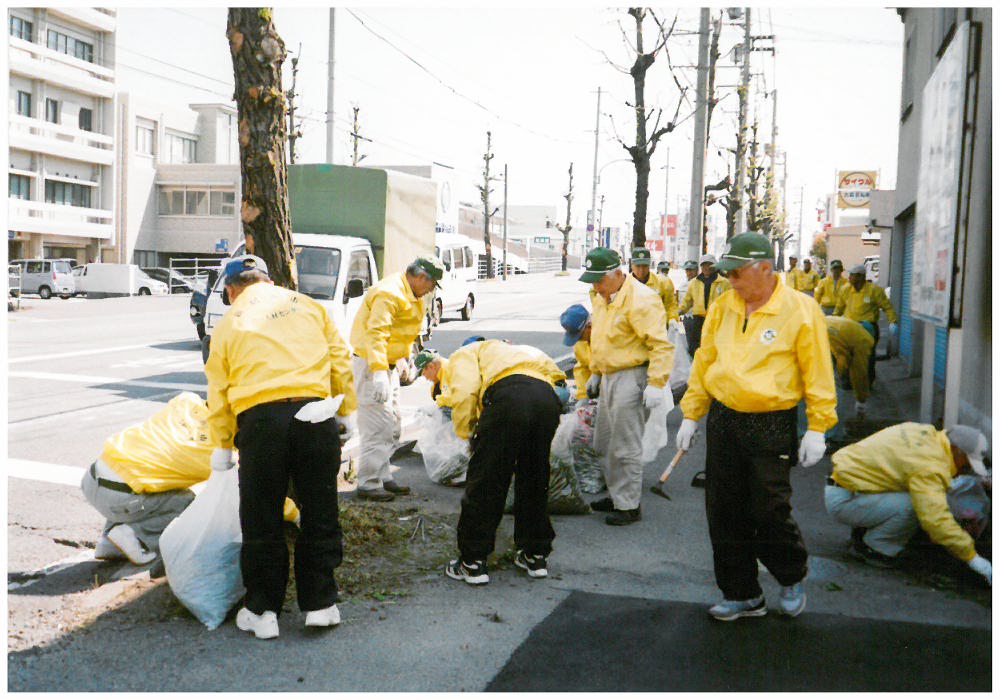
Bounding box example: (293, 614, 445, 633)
(158, 188, 185, 215)
(9, 16, 33, 41)
(934, 7, 958, 56)
(9, 174, 31, 200)
(184, 189, 208, 216)
(158, 186, 235, 217)
(78, 108, 93, 132)
(136, 125, 155, 155)
(44, 180, 92, 208)
(164, 133, 197, 164)
(900, 33, 914, 120)
(45, 98, 59, 124)
(209, 189, 236, 216)
(16, 91, 31, 117)
(46, 29, 94, 63)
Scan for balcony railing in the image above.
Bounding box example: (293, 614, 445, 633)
(8, 36, 114, 98)
(47, 7, 117, 33)
(8, 198, 113, 240)
(9, 114, 114, 166)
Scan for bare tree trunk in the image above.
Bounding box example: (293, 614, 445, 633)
(227, 7, 295, 289)
(478, 131, 496, 279)
(556, 164, 574, 271)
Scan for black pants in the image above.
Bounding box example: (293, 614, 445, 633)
(868, 322, 880, 385)
(235, 399, 343, 615)
(705, 401, 808, 600)
(457, 375, 561, 562)
(684, 314, 706, 359)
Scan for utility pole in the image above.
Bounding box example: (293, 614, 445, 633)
(325, 8, 335, 164)
(734, 7, 752, 234)
(598, 194, 605, 239)
(661, 147, 670, 263)
(349, 106, 370, 166)
(287, 44, 302, 164)
(688, 8, 710, 263)
(588, 86, 601, 251)
(502, 164, 508, 281)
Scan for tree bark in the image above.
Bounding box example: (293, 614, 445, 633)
(478, 131, 495, 279)
(556, 163, 574, 272)
(227, 7, 296, 290)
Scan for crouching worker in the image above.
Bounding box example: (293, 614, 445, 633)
(826, 422, 992, 586)
(206, 255, 358, 640)
(82, 392, 302, 566)
(426, 339, 566, 584)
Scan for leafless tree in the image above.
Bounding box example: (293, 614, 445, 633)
(555, 164, 574, 272)
(476, 131, 498, 279)
(227, 7, 295, 289)
(350, 105, 371, 167)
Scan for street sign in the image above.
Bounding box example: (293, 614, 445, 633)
(215, 239, 229, 253)
(837, 171, 877, 209)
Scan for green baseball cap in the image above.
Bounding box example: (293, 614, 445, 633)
(414, 255, 445, 288)
(630, 247, 653, 266)
(830, 259, 844, 269)
(714, 232, 775, 272)
(413, 348, 440, 372)
(579, 247, 622, 283)
(683, 260, 698, 271)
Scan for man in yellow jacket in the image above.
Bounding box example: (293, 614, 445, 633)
(826, 423, 992, 586)
(825, 316, 875, 416)
(581, 247, 674, 526)
(350, 256, 443, 500)
(834, 264, 898, 384)
(559, 303, 593, 401)
(630, 247, 679, 324)
(679, 254, 731, 358)
(677, 232, 837, 621)
(798, 258, 821, 297)
(428, 339, 565, 585)
(82, 392, 301, 566)
(205, 255, 357, 639)
(785, 255, 803, 290)
(814, 259, 848, 314)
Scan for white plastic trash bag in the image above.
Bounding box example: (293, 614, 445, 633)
(415, 406, 470, 485)
(641, 386, 674, 463)
(550, 412, 578, 463)
(668, 325, 691, 390)
(160, 468, 244, 630)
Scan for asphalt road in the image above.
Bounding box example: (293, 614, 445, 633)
(7, 275, 992, 691)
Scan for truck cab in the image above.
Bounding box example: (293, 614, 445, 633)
(434, 233, 477, 321)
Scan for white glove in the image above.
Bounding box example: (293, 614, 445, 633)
(676, 418, 698, 451)
(338, 412, 358, 445)
(211, 448, 235, 472)
(968, 555, 992, 586)
(798, 430, 826, 468)
(294, 396, 343, 423)
(371, 370, 391, 404)
(889, 322, 899, 336)
(586, 375, 602, 399)
(643, 384, 664, 410)
(668, 319, 682, 333)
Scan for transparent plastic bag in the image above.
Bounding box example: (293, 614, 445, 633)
(504, 454, 591, 516)
(415, 406, 469, 485)
(160, 469, 244, 630)
(572, 400, 605, 493)
(550, 412, 578, 463)
(947, 474, 991, 538)
(668, 325, 691, 390)
(640, 386, 673, 464)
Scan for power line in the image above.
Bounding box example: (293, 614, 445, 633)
(116, 44, 233, 88)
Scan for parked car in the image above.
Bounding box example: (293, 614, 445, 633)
(9, 259, 75, 299)
(434, 234, 477, 321)
(141, 267, 197, 294)
(75, 263, 169, 297)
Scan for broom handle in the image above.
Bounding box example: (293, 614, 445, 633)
(657, 449, 686, 483)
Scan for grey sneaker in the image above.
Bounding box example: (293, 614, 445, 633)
(356, 487, 394, 502)
(778, 583, 806, 617)
(382, 479, 411, 495)
(708, 596, 767, 622)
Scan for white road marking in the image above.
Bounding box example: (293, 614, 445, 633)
(8, 341, 176, 364)
(8, 551, 97, 591)
(8, 458, 86, 487)
(9, 389, 183, 429)
(9, 370, 206, 392)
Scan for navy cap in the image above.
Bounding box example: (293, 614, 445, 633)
(223, 254, 269, 283)
(559, 304, 590, 346)
(461, 336, 486, 347)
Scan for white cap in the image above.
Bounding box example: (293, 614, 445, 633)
(699, 254, 717, 265)
(947, 425, 990, 477)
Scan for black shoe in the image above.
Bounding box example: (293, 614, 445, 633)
(356, 487, 394, 502)
(513, 550, 548, 578)
(382, 480, 411, 495)
(605, 508, 642, 526)
(850, 539, 900, 569)
(445, 558, 489, 585)
(590, 497, 615, 512)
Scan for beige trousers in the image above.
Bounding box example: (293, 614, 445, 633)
(593, 365, 649, 510)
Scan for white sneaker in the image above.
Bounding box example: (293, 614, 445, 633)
(94, 534, 125, 560)
(304, 603, 341, 628)
(107, 524, 157, 566)
(236, 607, 279, 639)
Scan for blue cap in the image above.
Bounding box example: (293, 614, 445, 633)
(223, 254, 268, 283)
(461, 336, 486, 347)
(559, 304, 590, 346)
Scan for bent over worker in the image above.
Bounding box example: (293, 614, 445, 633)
(826, 423, 992, 586)
(581, 247, 674, 526)
(432, 340, 566, 585)
(559, 303, 593, 402)
(834, 264, 898, 384)
(825, 315, 875, 416)
(206, 255, 357, 640)
(677, 232, 837, 621)
(350, 256, 443, 501)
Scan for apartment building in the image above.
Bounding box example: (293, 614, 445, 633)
(7, 7, 117, 263)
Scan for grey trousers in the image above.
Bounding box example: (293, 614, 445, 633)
(824, 484, 919, 557)
(594, 365, 649, 510)
(353, 356, 402, 490)
(80, 461, 195, 552)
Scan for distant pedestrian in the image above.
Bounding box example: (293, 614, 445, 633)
(435, 340, 566, 585)
(826, 422, 992, 587)
(679, 254, 731, 358)
(677, 232, 837, 621)
(350, 256, 444, 501)
(785, 255, 803, 290)
(825, 316, 875, 417)
(834, 264, 898, 384)
(677, 259, 698, 301)
(580, 247, 674, 526)
(656, 260, 672, 277)
(630, 247, 679, 325)
(798, 258, 820, 297)
(814, 259, 848, 315)
(205, 254, 357, 639)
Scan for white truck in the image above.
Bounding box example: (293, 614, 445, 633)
(76, 263, 169, 298)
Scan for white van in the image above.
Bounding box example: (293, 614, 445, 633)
(9, 259, 75, 299)
(75, 263, 169, 298)
(434, 234, 477, 321)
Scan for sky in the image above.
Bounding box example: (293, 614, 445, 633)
(115, 4, 904, 254)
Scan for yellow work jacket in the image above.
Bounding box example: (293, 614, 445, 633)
(638, 271, 679, 323)
(572, 340, 593, 400)
(825, 316, 875, 402)
(679, 275, 731, 317)
(435, 340, 566, 440)
(799, 269, 820, 293)
(589, 275, 674, 388)
(831, 423, 976, 562)
(815, 275, 848, 308)
(102, 392, 299, 521)
(205, 282, 357, 448)
(349, 272, 426, 372)
(834, 282, 898, 324)
(785, 268, 804, 291)
(681, 275, 838, 432)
